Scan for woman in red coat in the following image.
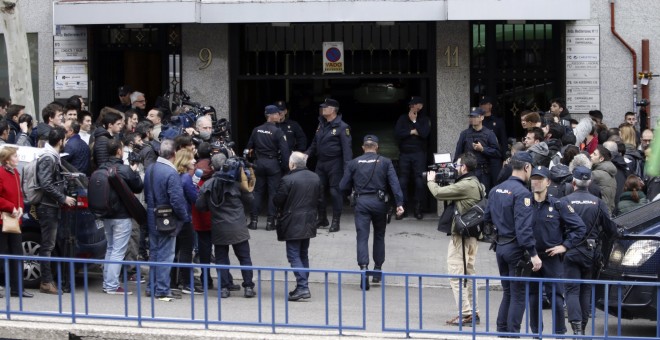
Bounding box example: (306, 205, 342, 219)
(0, 146, 32, 298)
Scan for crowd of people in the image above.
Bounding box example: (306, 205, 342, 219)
(0, 92, 656, 331)
(425, 98, 657, 336)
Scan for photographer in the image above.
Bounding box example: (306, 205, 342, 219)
(195, 154, 256, 299)
(426, 152, 485, 326)
(135, 120, 159, 168)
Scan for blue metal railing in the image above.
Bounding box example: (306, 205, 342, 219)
(380, 271, 660, 339)
(0, 254, 658, 339)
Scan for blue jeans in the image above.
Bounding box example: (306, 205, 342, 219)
(286, 239, 310, 289)
(102, 218, 132, 291)
(147, 231, 176, 296)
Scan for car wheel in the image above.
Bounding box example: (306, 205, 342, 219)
(21, 232, 42, 288)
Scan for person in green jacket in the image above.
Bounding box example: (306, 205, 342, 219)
(426, 152, 485, 326)
(618, 174, 648, 214)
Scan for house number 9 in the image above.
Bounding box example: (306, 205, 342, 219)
(199, 48, 212, 70)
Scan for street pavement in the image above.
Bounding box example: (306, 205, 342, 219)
(0, 212, 656, 339)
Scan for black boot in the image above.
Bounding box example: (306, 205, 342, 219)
(247, 215, 258, 230)
(265, 216, 275, 231)
(329, 216, 340, 232)
(570, 321, 582, 337)
(414, 203, 424, 220)
(371, 266, 382, 284)
(359, 265, 370, 291)
(316, 210, 329, 228)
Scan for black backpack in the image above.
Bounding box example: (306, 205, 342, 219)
(88, 166, 119, 218)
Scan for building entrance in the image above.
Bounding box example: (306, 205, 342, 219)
(230, 22, 436, 161)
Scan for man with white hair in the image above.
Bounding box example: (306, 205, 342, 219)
(196, 115, 214, 142)
(130, 91, 147, 117)
(273, 151, 322, 301)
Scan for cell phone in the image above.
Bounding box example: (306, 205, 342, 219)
(473, 141, 479, 144)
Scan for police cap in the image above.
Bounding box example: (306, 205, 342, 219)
(511, 151, 533, 164)
(531, 165, 550, 179)
(320, 98, 340, 108)
(264, 105, 280, 115)
(469, 107, 485, 117)
(408, 96, 424, 105)
(363, 134, 379, 144)
(274, 100, 287, 111)
(573, 166, 592, 180)
(479, 96, 493, 105)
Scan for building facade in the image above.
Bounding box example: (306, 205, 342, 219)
(1, 0, 657, 158)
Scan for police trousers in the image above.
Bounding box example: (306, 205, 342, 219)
(354, 196, 387, 267)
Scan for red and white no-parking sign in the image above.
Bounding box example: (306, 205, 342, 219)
(323, 42, 344, 74)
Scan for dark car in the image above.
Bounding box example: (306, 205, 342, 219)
(597, 199, 660, 321)
(14, 146, 106, 288)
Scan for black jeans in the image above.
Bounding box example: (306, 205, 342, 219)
(36, 205, 60, 284)
(171, 222, 194, 287)
(0, 232, 23, 293)
(215, 240, 254, 289)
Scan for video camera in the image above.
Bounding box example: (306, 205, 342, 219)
(217, 156, 254, 183)
(421, 153, 456, 186)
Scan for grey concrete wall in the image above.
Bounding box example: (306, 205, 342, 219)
(588, 0, 660, 128)
(0, 0, 54, 114)
(435, 21, 470, 156)
(181, 24, 230, 121)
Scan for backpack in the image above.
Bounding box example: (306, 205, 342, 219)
(453, 182, 487, 239)
(88, 166, 119, 218)
(22, 153, 57, 205)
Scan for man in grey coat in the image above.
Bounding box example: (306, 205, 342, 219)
(273, 151, 322, 301)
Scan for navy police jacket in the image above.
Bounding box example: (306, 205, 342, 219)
(306, 115, 352, 167)
(484, 176, 537, 257)
(561, 188, 621, 241)
(339, 152, 404, 207)
(454, 126, 501, 165)
(246, 121, 290, 171)
(531, 195, 586, 251)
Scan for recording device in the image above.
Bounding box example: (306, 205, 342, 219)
(421, 153, 456, 186)
(217, 156, 253, 183)
(63, 172, 86, 198)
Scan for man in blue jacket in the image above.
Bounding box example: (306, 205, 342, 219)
(144, 139, 191, 300)
(63, 120, 90, 175)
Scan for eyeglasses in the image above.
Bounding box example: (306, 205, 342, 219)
(454, 163, 464, 168)
(642, 139, 652, 143)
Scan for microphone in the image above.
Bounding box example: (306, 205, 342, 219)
(192, 168, 204, 187)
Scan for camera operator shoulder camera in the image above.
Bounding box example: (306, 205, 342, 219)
(426, 152, 485, 210)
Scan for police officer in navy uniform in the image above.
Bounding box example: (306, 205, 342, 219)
(245, 105, 291, 231)
(275, 100, 307, 152)
(339, 135, 404, 290)
(527, 165, 586, 336)
(454, 107, 501, 192)
(306, 98, 352, 232)
(479, 96, 507, 186)
(394, 96, 431, 220)
(562, 166, 622, 336)
(484, 151, 542, 335)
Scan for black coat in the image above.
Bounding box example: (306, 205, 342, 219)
(100, 157, 143, 219)
(273, 168, 322, 241)
(196, 175, 252, 245)
(92, 127, 114, 169)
